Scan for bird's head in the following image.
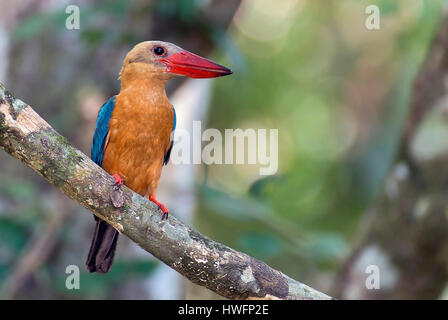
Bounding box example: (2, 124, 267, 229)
(120, 41, 232, 82)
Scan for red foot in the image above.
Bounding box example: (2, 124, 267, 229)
(112, 174, 124, 188)
(149, 195, 169, 220)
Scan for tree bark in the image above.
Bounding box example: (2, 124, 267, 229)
(0, 83, 331, 300)
(333, 12, 448, 299)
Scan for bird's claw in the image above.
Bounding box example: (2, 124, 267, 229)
(157, 203, 169, 220)
(149, 195, 169, 220)
(111, 174, 124, 190)
(161, 209, 169, 220)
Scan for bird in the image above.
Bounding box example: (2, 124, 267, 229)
(86, 41, 232, 273)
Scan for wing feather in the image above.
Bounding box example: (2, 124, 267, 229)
(91, 96, 116, 166)
(163, 106, 176, 165)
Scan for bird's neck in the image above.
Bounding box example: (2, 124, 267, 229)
(121, 77, 167, 96)
(119, 64, 169, 101)
(119, 75, 170, 109)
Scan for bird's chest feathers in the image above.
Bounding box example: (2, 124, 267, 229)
(100, 83, 174, 195)
(107, 92, 173, 161)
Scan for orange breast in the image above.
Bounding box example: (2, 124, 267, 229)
(101, 86, 174, 196)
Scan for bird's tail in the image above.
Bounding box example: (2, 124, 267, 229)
(86, 217, 119, 273)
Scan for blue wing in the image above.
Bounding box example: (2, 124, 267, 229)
(163, 106, 176, 165)
(91, 96, 116, 166)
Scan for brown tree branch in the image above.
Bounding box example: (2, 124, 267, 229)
(0, 83, 331, 300)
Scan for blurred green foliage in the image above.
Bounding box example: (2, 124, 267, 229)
(200, 0, 447, 279)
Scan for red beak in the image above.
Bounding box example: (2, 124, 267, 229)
(158, 50, 232, 78)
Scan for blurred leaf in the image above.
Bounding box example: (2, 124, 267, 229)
(155, 0, 201, 22)
(0, 180, 36, 202)
(306, 232, 347, 265)
(0, 218, 28, 280)
(237, 231, 283, 260)
(0, 219, 28, 252)
(95, 0, 133, 15)
(80, 28, 106, 45)
(11, 13, 50, 41)
(11, 12, 66, 42)
(201, 185, 270, 221)
(248, 175, 284, 199)
(377, 0, 399, 15)
(0, 264, 9, 284)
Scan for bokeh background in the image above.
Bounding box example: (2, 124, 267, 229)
(1, 0, 448, 299)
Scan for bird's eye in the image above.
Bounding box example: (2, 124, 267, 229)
(153, 46, 166, 56)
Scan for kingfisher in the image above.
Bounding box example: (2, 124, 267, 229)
(86, 41, 232, 273)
